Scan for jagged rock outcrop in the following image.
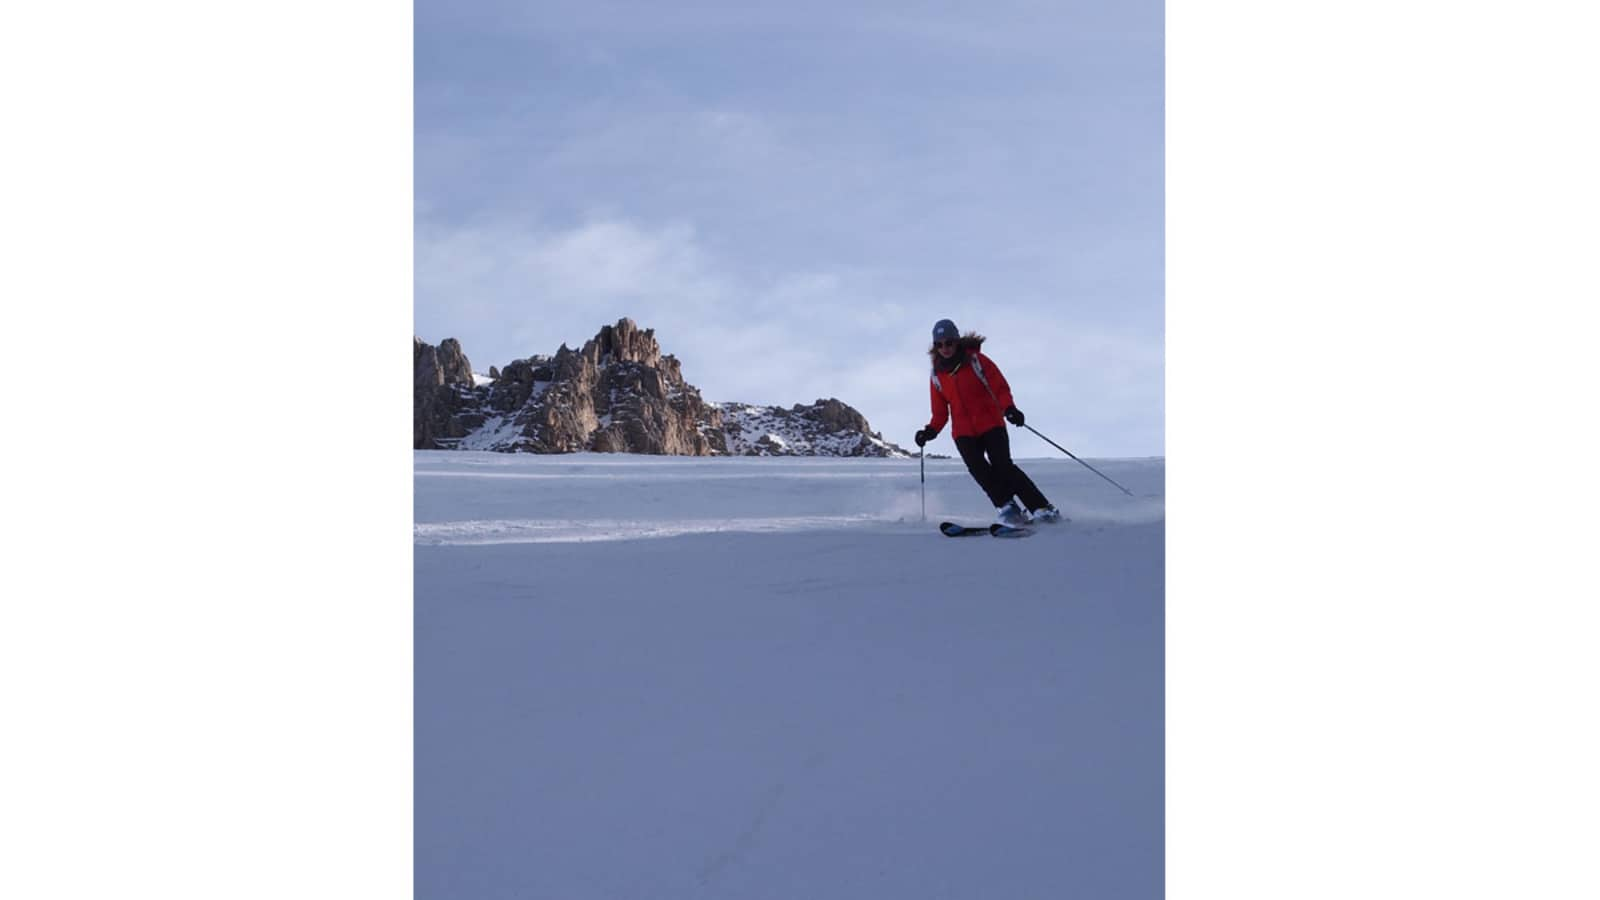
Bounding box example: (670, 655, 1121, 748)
(719, 399, 909, 457)
(415, 319, 724, 454)
(414, 337, 477, 449)
(414, 319, 912, 457)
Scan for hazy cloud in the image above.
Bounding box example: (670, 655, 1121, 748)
(416, 1, 1163, 455)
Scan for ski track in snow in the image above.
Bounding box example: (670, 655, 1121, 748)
(414, 515, 884, 545)
(414, 451, 1164, 545)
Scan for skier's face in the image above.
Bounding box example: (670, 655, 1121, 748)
(935, 339, 958, 358)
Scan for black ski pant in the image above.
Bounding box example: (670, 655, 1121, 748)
(954, 426, 1051, 511)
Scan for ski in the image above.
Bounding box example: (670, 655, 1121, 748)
(939, 521, 1033, 538)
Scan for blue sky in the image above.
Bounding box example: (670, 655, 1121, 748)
(416, 0, 1163, 456)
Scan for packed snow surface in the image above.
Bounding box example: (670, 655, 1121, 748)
(416, 450, 1165, 899)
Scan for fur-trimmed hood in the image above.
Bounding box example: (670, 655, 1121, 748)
(929, 332, 986, 370)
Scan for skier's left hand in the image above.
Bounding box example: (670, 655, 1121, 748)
(1005, 406, 1025, 426)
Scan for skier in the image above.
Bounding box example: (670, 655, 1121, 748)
(914, 319, 1062, 527)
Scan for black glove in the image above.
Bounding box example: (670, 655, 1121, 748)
(1005, 406, 1025, 426)
(914, 427, 937, 447)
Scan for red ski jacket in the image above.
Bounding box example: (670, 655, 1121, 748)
(926, 348, 1015, 439)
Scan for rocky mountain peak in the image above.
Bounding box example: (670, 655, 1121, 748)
(414, 336, 473, 389)
(413, 320, 910, 458)
(582, 317, 662, 369)
(718, 398, 906, 458)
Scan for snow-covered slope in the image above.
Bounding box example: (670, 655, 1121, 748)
(415, 452, 1164, 899)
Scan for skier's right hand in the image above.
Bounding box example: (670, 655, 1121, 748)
(914, 427, 937, 447)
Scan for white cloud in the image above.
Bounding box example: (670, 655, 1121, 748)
(416, 214, 1162, 456)
(416, 217, 728, 351)
(415, 0, 1165, 449)
(416, 215, 891, 393)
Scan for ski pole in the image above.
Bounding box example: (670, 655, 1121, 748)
(1020, 423, 1135, 497)
(919, 445, 926, 521)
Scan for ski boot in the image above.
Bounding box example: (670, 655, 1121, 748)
(1031, 506, 1065, 523)
(995, 500, 1031, 527)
